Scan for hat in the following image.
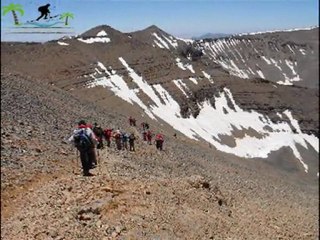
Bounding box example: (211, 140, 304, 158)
(78, 120, 86, 125)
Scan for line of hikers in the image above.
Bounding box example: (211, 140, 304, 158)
(68, 117, 165, 176)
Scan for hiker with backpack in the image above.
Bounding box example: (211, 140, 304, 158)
(104, 128, 113, 147)
(142, 131, 147, 141)
(68, 120, 97, 176)
(113, 129, 122, 150)
(129, 133, 136, 151)
(93, 122, 104, 149)
(146, 130, 153, 145)
(122, 132, 129, 150)
(132, 118, 137, 127)
(155, 133, 164, 151)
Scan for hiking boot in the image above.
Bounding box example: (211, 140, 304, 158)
(90, 164, 97, 169)
(83, 172, 94, 177)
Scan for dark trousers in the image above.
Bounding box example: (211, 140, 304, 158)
(79, 150, 91, 175)
(156, 140, 163, 150)
(97, 140, 103, 149)
(129, 141, 135, 151)
(123, 141, 128, 150)
(88, 148, 97, 166)
(116, 139, 122, 150)
(106, 137, 111, 147)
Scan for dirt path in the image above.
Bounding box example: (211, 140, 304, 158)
(1, 147, 318, 240)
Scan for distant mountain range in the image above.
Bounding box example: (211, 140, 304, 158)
(192, 33, 231, 40)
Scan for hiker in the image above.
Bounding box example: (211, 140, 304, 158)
(146, 130, 153, 145)
(68, 120, 97, 176)
(93, 123, 104, 149)
(129, 116, 134, 126)
(122, 132, 129, 150)
(141, 122, 146, 131)
(86, 122, 98, 166)
(145, 122, 149, 130)
(36, 4, 50, 21)
(142, 131, 147, 141)
(103, 128, 113, 147)
(113, 129, 122, 150)
(132, 118, 137, 127)
(129, 133, 136, 151)
(155, 133, 164, 151)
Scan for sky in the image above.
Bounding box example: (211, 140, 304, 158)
(1, 0, 319, 42)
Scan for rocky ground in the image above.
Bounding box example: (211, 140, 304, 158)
(1, 70, 319, 239)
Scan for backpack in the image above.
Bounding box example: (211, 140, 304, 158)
(156, 134, 164, 141)
(122, 133, 129, 142)
(74, 129, 92, 151)
(93, 126, 103, 137)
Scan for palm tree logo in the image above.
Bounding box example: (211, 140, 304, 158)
(60, 12, 74, 26)
(2, 3, 24, 25)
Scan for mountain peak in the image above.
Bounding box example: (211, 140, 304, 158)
(145, 25, 161, 31)
(139, 25, 168, 35)
(80, 25, 123, 38)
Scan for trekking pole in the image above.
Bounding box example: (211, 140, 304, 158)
(97, 148, 101, 175)
(76, 149, 79, 175)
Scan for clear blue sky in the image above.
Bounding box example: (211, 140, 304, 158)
(1, 0, 319, 42)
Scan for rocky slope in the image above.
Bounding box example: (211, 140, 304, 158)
(1, 70, 318, 239)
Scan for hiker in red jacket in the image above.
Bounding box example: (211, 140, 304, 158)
(103, 128, 113, 147)
(155, 133, 164, 151)
(146, 130, 152, 145)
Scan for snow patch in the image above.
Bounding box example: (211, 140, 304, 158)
(237, 26, 318, 36)
(261, 56, 271, 65)
(189, 77, 198, 85)
(176, 58, 186, 70)
(152, 32, 169, 49)
(176, 58, 195, 73)
(97, 30, 108, 37)
(162, 35, 178, 48)
(78, 36, 111, 44)
(154, 40, 165, 49)
(57, 41, 69, 46)
(175, 37, 194, 44)
(89, 62, 154, 119)
(256, 70, 265, 79)
(299, 49, 306, 55)
(173, 79, 189, 97)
